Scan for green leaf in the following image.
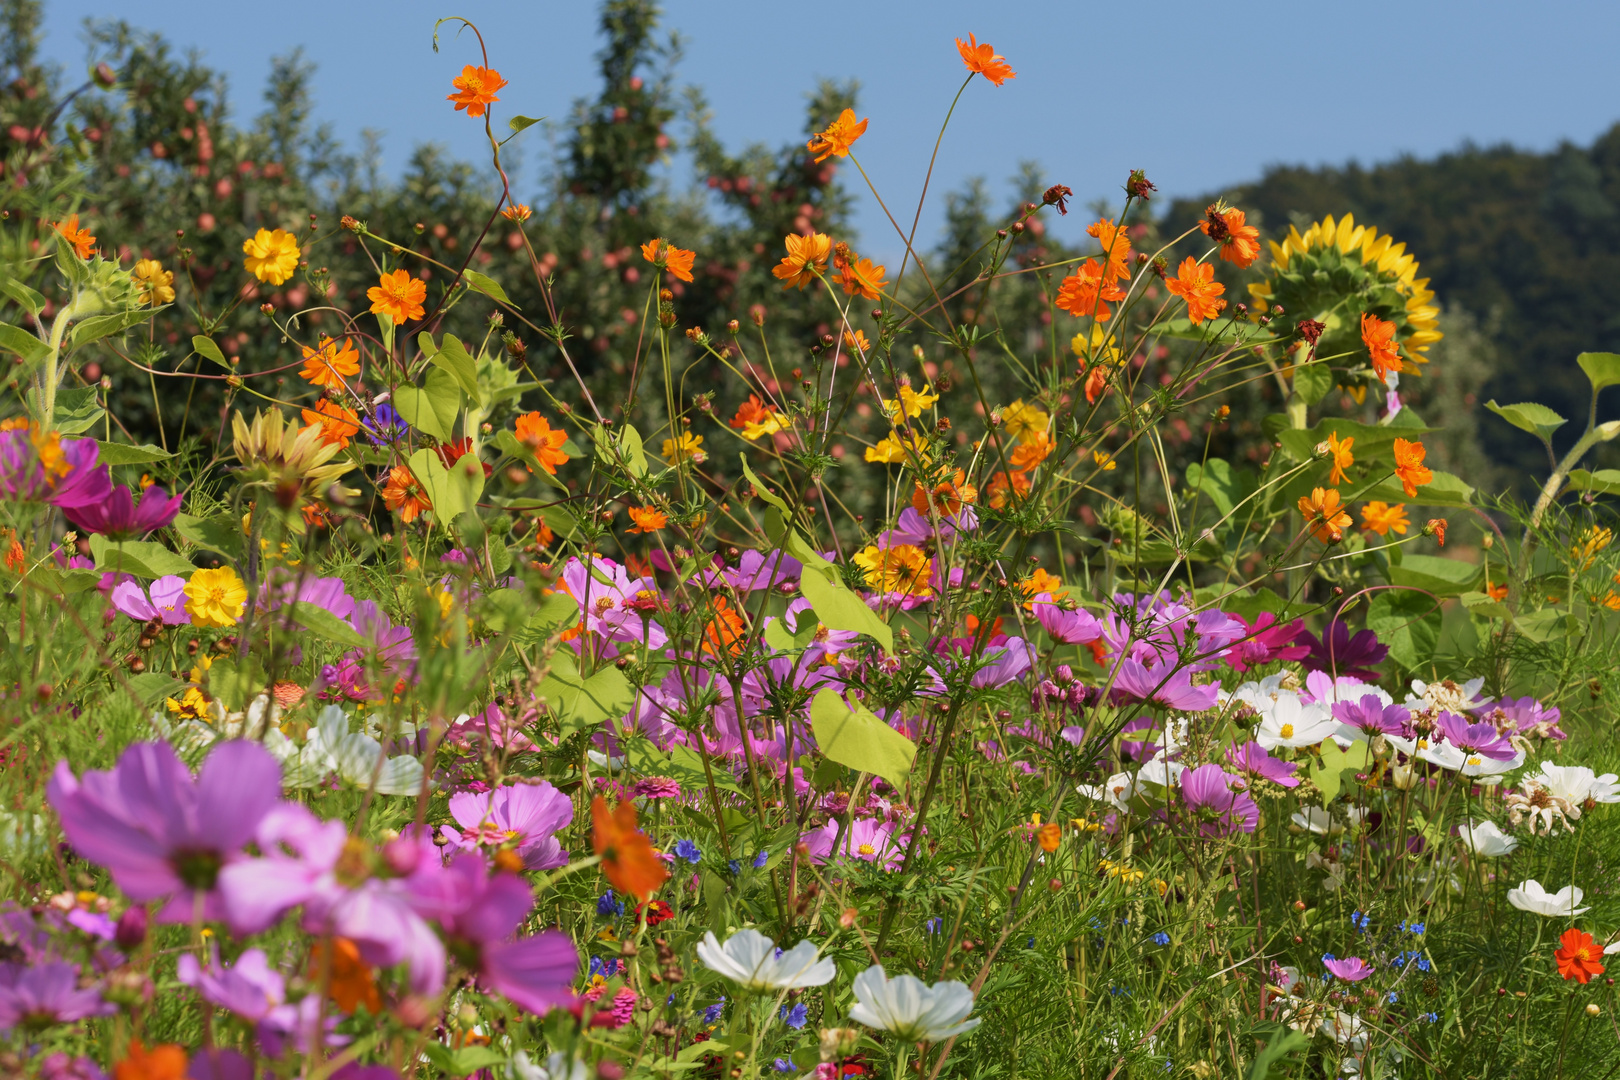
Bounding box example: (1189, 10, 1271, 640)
(0, 277, 45, 316)
(508, 114, 543, 134)
(71, 307, 161, 347)
(1513, 606, 1571, 644)
(1184, 458, 1256, 521)
(430, 334, 482, 405)
(284, 601, 365, 649)
(740, 455, 791, 514)
(1248, 1026, 1310, 1080)
(1485, 399, 1566, 443)
(407, 448, 485, 524)
(536, 651, 635, 739)
(172, 512, 242, 560)
(1386, 554, 1482, 598)
(0, 322, 48, 367)
(1292, 360, 1332, 406)
(1366, 590, 1441, 670)
(191, 335, 229, 370)
(1355, 469, 1474, 509)
(594, 423, 648, 478)
(794, 544, 893, 653)
(50, 386, 104, 435)
(1309, 741, 1368, 805)
(1567, 468, 1620, 496)
(1578, 352, 1620, 394)
(126, 672, 183, 706)
(810, 688, 917, 790)
(97, 442, 173, 466)
(462, 269, 512, 306)
(394, 366, 463, 442)
(90, 536, 194, 579)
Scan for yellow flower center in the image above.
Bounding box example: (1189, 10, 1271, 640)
(1279, 723, 1294, 739)
(857, 844, 875, 855)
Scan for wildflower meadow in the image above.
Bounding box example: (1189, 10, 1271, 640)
(4, 6, 1620, 1078)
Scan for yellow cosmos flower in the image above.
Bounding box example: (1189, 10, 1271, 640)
(661, 432, 706, 466)
(242, 228, 301, 286)
(1072, 324, 1120, 367)
(184, 567, 248, 628)
(883, 381, 939, 423)
(864, 429, 931, 466)
(1000, 399, 1049, 446)
(133, 259, 175, 306)
(852, 543, 933, 598)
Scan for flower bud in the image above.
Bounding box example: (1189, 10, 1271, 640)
(1391, 763, 1417, 791)
(114, 906, 148, 950)
(819, 1028, 861, 1062)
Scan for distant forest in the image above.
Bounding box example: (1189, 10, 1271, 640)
(1167, 124, 1620, 480)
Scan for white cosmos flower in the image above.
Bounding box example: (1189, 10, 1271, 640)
(696, 929, 835, 991)
(1254, 693, 1337, 749)
(1077, 771, 1135, 812)
(1507, 878, 1589, 917)
(270, 705, 427, 796)
(1459, 820, 1518, 857)
(1226, 675, 1292, 713)
(848, 965, 981, 1042)
(1522, 761, 1620, 805)
(508, 1051, 586, 1080)
(1291, 806, 1340, 835)
(1406, 676, 1487, 712)
(1135, 756, 1185, 790)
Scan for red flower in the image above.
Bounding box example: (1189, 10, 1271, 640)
(638, 899, 674, 926)
(1556, 927, 1605, 984)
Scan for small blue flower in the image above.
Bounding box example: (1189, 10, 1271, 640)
(1321, 952, 1336, 964)
(1351, 910, 1371, 932)
(1410, 922, 1426, 935)
(1109, 985, 1130, 997)
(596, 890, 624, 917)
(1421, 1011, 1439, 1023)
(1387, 991, 1399, 1003)
(780, 1002, 808, 1029)
(702, 997, 726, 1024)
(1151, 932, 1171, 946)
(773, 1060, 796, 1073)
(925, 917, 942, 934)
(1416, 955, 1431, 972)
(753, 849, 769, 868)
(728, 859, 741, 875)
(674, 839, 702, 864)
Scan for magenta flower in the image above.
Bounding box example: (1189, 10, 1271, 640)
(1110, 658, 1219, 712)
(1301, 621, 1388, 680)
(633, 777, 682, 799)
(61, 483, 181, 539)
(1223, 612, 1309, 673)
(1032, 596, 1103, 644)
(217, 806, 447, 996)
(406, 854, 579, 1014)
(1474, 696, 1565, 740)
(109, 574, 189, 624)
(0, 961, 113, 1029)
(440, 782, 573, 870)
(178, 946, 285, 1021)
(1332, 695, 1410, 741)
(1224, 741, 1301, 788)
(1323, 956, 1374, 981)
(261, 569, 357, 622)
(1178, 764, 1260, 836)
(47, 740, 282, 923)
(799, 816, 906, 870)
(969, 637, 1035, 689)
(0, 428, 110, 509)
(559, 555, 668, 648)
(1434, 711, 1517, 761)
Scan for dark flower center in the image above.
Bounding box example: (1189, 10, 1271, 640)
(171, 847, 223, 891)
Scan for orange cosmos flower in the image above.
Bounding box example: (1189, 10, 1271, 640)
(729, 394, 785, 440)
(514, 411, 571, 474)
(912, 469, 977, 517)
(640, 238, 696, 283)
(1392, 438, 1433, 497)
(381, 465, 431, 523)
(1165, 257, 1227, 325)
(1426, 518, 1448, 547)
(956, 34, 1015, 86)
(1359, 501, 1409, 537)
(1019, 567, 1067, 603)
(310, 937, 382, 1014)
(703, 594, 748, 656)
(1199, 206, 1261, 268)
(2, 531, 24, 573)
(1037, 822, 1062, 852)
(1084, 364, 1111, 405)
(53, 214, 96, 259)
(1325, 431, 1355, 486)
(1556, 928, 1605, 984)
(114, 1041, 187, 1080)
(447, 64, 508, 117)
(1360, 312, 1402, 385)
(298, 336, 360, 389)
(367, 269, 427, 324)
(301, 399, 361, 449)
(843, 329, 871, 353)
(1086, 218, 1133, 283)
(1298, 487, 1352, 542)
(501, 203, 532, 222)
(1010, 429, 1053, 471)
(985, 469, 1031, 509)
(592, 796, 669, 902)
(1055, 259, 1126, 322)
(1487, 582, 1509, 602)
(807, 108, 868, 163)
(772, 232, 831, 290)
(837, 255, 888, 300)
(627, 505, 667, 533)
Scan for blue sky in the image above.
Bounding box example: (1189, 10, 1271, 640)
(35, 0, 1620, 260)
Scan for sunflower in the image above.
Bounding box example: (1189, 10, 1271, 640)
(1248, 213, 1441, 386)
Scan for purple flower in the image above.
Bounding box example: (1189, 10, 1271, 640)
(217, 806, 447, 996)
(1301, 621, 1388, 680)
(178, 946, 285, 1021)
(1224, 741, 1301, 788)
(559, 555, 667, 648)
(1110, 658, 1219, 712)
(1323, 956, 1374, 982)
(406, 854, 580, 1014)
(109, 574, 189, 624)
(0, 428, 110, 509)
(704, 549, 803, 592)
(1032, 597, 1103, 645)
(61, 483, 181, 540)
(47, 740, 282, 923)
(39, 1053, 107, 1080)
(261, 569, 357, 622)
(363, 402, 408, 446)
(185, 1049, 256, 1080)
(439, 782, 573, 870)
(0, 961, 113, 1029)
(970, 637, 1036, 689)
(1178, 764, 1259, 836)
(1223, 612, 1309, 673)
(1332, 695, 1409, 741)
(1434, 711, 1517, 761)
(1474, 696, 1565, 741)
(800, 817, 906, 870)
(633, 777, 682, 799)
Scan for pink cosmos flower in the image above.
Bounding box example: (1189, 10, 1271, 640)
(61, 482, 181, 539)
(1224, 741, 1301, 788)
(1323, 956, 1374, 981)
(1110, 658, 1219, 711)
(1031, 595, 1102, 645)
(109, 574, 190, 624)
(439, 782, 573, 870)
(1178, 763, 1260, 836)
(1223, 612, 1309, 672)
(0, 960, 113, 1029)
(47, 740, 282, 924)
(800, 816, 906, 870)
(1332, 695, 1410, 740)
